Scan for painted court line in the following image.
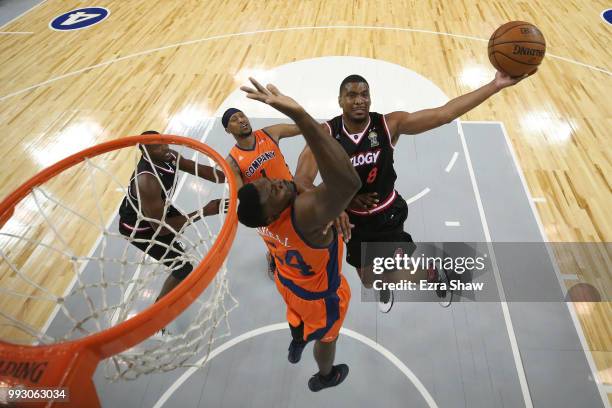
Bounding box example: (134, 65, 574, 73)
(456, 119, 534, 408)
(561, 274, 579, 281)
(154, 323, 439, 408)
(445, 151, 459, 173)
(444, 221, 460, 227)
(531, 197, 546, 203)
(0, 0, 48, 31)
(498, 121, 610, 408)
(405, 187, 430, 205)
(40, 198, 124, 337)
(1, 25, 609, 102)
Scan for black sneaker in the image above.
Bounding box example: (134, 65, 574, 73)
(308, 364, 349, 392)
(429, 267, 452, 308)
(378, 289, 394, 313)
(288, 340, 306, 364)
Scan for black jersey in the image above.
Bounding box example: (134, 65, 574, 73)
(326, 112, 397, 216)
(118, 152, 179, 230)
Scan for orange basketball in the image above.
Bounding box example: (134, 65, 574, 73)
(566, 283, 601, 303)
(488, 21, 546, 77)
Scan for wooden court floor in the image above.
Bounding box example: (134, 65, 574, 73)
(0, 0, 610, 404)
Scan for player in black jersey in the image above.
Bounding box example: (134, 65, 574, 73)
(295, 71, 533, 311)
(118, 130, 227, 303)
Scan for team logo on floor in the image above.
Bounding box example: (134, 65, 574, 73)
(602, 9, 612, 25)
(49, 7, 110, 31)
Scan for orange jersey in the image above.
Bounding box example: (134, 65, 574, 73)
(228, 129, 293, 183)
(259, 206, 350, 342)
(258, 206, 343, 295)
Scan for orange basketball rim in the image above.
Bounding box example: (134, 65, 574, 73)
(0, 135, 238, 407)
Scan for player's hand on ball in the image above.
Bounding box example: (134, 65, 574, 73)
(493, 69, 536, 90)
(240, 77, 304, 117)
(348, 192, 379, 211)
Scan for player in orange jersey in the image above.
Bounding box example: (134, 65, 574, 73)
(237, 78, 361, 392)
(223, 108, 304, 278)
(224, 108, 352, 279)
(224, 108, 299, 187)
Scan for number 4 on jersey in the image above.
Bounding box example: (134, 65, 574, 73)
(61, 11, 102, 26)
(275, 250, 314, 276)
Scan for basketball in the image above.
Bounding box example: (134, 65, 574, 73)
(566, 283, 601, 302)
(488, 21, 546, 77)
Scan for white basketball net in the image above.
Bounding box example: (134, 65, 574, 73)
(0, 141, 237, 382)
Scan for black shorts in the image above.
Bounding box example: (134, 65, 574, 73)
(119, 207, 193, 280)
(345, 194, 416, 269)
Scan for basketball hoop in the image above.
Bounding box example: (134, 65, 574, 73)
(0, 135, 238, 407)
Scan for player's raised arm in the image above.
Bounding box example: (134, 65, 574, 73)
(137, 173, 223, 235)
(295, 142, 379, 213)
(241, 78, 361, 227)
(386, 70, 534, 143)
(293, 119, 335, 191)
(263, 123, 302, 143)
(177, 153, 226, 183)
(294, 145, 318, 190)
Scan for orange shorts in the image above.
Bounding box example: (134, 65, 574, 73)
(275, 274, 351, 343)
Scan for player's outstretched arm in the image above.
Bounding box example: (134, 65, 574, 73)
(386, 70, 535, 143)
(296, 145, 356, 241)
(241, 78, 361, 232)
(263, 123, 302, 143)
(137, 174, 225, 235)
(177, 154, 226, 183)
(296, 145, 379, 212)
(295, 145, 318, 190)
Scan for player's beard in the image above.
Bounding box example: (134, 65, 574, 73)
(343, 108, 369, 124)
(238, 129, 252, 138)
(350, 108, 369, 123)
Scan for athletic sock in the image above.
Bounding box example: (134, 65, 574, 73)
(320, 367, 337, 383)
(288, 339, 307, 364)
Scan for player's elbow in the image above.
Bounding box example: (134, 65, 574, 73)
(439, 107, 456, 124)
(332, 168, 360, 199)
